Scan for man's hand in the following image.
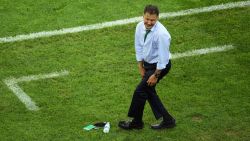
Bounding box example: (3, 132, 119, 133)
(147, 69, 161, 86)
(147, 74, 158, 86)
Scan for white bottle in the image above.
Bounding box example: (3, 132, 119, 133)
(103, 122, 110, 133)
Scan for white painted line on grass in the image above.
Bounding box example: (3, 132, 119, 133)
(159, 1, 250, 18)
(3, 70, 69, 111)
(172, 45, 234, 59)
(4, 79, 39, 111)
(14, 70, 69, 83)
(0, 1, 249, 43)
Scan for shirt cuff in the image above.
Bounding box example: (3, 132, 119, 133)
(157, 63, 166, 70)
(136, 56, 143, 62)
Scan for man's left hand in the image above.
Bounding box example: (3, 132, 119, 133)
(147, 74, 158, 86)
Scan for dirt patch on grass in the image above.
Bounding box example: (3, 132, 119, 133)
(225, 129, 240, 137)
(191, 113, 204, 122)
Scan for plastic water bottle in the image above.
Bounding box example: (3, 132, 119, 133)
(103, 122, 110, 133)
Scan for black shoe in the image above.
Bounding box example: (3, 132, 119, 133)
(151, 119, 176, 130)
(118, 120, 144, 130)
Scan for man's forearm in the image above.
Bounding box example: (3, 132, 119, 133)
(138, 61, 144, 69)
(153, 69, 161, 78)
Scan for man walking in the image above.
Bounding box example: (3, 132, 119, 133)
(118, 5, 176, 130)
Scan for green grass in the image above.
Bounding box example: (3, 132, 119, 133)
(0, 1, 250, 141)
(0, 0, 246, 37)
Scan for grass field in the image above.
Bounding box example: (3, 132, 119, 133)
(0, 0, 250, 141)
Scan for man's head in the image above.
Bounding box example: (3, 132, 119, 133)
(143, 5, 159, 29)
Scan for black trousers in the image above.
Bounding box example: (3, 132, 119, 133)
(128, 60, 173, 121)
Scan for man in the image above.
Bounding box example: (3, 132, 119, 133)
(118, 5, 175, 130)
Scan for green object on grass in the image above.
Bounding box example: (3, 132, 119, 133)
(83, 124, 96, 131)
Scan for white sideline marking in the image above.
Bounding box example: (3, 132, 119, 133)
(3, 70, 69, 111)
(0, 1, 249, 43)
(172, 45, 234, 59)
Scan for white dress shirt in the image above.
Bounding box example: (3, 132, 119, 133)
(135, 21, 171, 70)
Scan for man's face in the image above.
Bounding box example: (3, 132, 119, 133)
(143, 12, 158, 29)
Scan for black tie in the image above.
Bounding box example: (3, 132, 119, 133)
(144, 30, 151, 42)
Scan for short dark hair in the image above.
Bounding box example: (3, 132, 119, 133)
(144, 5, 159, 16)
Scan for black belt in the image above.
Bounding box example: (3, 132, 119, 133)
(143, 62, 157, 70)
(143, 60, 171, 70)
